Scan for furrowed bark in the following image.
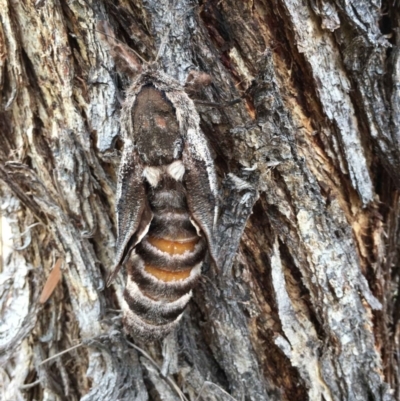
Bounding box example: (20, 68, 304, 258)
(0, 0, 398, 400)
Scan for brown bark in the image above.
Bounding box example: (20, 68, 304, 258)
(0, 0, 399, 400)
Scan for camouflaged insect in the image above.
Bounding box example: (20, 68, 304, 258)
(98, 21, 218, 340)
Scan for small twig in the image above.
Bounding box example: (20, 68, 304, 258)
(11, 222, 42, 239)
(193, 98, 242, 108)
(200, 274, 220, 295)
(37, 335, 235, 401)
(126, 340, 189, 401)
(12, 236, 32, 251)
(12, 222, 43, 251)
(38, 343, 83, 366)
(19, 379, 41, 390)
(195, 381, 238, 401)
(105, 308, 122, 313)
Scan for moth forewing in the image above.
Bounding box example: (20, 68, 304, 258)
(109, 143, 153, 285)
(164, 91, 219, 264)
(182, 149, 219, 265)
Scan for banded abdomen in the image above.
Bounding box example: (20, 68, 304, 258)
(121, 165, 207, 339)
(112, 85, 218, 339)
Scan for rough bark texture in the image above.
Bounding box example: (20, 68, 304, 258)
(0, 0, 399, 400)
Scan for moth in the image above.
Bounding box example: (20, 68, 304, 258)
(98, 22, 219, 339)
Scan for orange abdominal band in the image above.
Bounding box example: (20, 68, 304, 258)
(144, 265, 192, 282)
(147, 236, 198, 255)
(144, 237, 199, 282)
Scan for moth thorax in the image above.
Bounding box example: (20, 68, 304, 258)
(150, 189, 186, 209)
(133, 85, 182, 165)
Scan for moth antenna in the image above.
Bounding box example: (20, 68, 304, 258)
(155, 0, 178, 63)
(96, 21, 146, 75)
(95, 29, 148, 64)
(154, 25, 171, 64)
(154, 2, 198, 64)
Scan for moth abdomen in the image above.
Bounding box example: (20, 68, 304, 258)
(123, 281, 190, 325)
(127, 257, 202, 299)
(122, 171, 207, 339)
(135, 237, 207, 270)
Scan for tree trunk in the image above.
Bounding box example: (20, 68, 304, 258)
(0, 0, 398, 400)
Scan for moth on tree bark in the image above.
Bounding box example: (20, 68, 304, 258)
(0, 1, 399, 401)
(97, 21, 220, 340)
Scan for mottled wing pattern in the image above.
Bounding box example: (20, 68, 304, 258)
(183, 148, 219, 266)
(109, 142, 153, 285)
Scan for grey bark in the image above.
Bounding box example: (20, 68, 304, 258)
(0, 0, 398, 400)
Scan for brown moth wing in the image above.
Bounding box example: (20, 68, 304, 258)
(108, 142, 153, 286)
(183, 149, 218, 267)
(162, 90, 219, 268)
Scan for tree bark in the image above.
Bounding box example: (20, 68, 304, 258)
(0, 0, 398, 400)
